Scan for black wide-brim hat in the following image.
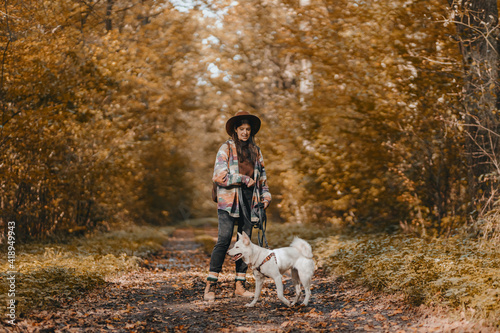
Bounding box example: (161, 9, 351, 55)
(225, 110, 261, 137)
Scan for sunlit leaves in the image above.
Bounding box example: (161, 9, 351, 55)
(0, 0, 199, 240)
(315, 232, 500, 326)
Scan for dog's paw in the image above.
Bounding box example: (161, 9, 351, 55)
(245, 303, 256, 307)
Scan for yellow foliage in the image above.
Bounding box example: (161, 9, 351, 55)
(314, 232, 500, 328)
(0, 224, 173, 316)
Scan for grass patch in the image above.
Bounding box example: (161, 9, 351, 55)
(318, 234, 500, 328)
(0, 223, 174, 317)
(194, 235, 216, 255)
(189, 217, 218, 255)
(265, 222, 339, 248)
(184, 217, 218, 228)
(265, 223, 500, 328)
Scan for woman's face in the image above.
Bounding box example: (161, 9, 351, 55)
(236, 123, 251, 142)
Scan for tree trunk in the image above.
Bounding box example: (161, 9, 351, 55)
(140, 0, 150, 26)
(105, 0, 113, 31)
(451, 0, 500, 211)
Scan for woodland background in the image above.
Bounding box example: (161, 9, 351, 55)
(2, 0, 500, 241)
(1, 0, 500, 328)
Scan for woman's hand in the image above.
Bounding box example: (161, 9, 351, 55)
(246, 178, 256, 187)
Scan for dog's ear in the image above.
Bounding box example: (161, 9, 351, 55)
(237, 232, 242, 239)
(242, 231, 250, 246)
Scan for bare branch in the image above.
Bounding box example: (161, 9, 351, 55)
(0, 10, 21, 20)
(446, 19, 499, 54)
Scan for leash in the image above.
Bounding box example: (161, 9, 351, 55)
(255, 200, 268, 248)
(237, 187, 268, 248)
(237, 147, 269, 248)
(252, 148, 268, 248)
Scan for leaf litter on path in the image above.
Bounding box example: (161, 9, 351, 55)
(3, 227, 486, 332)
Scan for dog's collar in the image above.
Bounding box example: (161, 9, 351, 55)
(256, 252, 276, 274)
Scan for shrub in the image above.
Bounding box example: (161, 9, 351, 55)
(314, 233, 500, 327)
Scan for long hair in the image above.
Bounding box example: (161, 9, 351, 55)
(231, 119, 258, 164)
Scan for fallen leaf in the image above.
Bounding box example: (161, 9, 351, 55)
(389, 309, 403, 316)
(363, 324, 375, 331)
(330, 310, 344, 318)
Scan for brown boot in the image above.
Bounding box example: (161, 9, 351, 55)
(204, 281, 217, 301)
(234, 280, 253, 297)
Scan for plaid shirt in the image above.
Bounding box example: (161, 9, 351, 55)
(212, 139, 271, 222)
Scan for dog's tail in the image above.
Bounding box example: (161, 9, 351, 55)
(290, 237, 313, 259)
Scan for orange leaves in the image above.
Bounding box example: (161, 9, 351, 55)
(390, 308, 404, 316)
(329, 310, 343, 318)
(1, 0, 203, 241)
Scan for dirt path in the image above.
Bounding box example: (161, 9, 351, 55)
(10, 227, 430, 332)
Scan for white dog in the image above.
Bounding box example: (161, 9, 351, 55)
(227, 232, 315, 307)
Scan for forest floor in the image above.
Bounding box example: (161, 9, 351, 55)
(5, 226, 486, 332)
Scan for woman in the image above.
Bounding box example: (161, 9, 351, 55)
(204, 110, 271, 301)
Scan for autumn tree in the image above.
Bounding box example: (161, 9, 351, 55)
(185, 0, 471, 235)
(0, 0, 200, 240)
(1, 0, 488, 241)
(297, 0, 467, 234)
(448, 0, 500, 213)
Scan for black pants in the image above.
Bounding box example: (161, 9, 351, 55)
(209, 187, 253, 274)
